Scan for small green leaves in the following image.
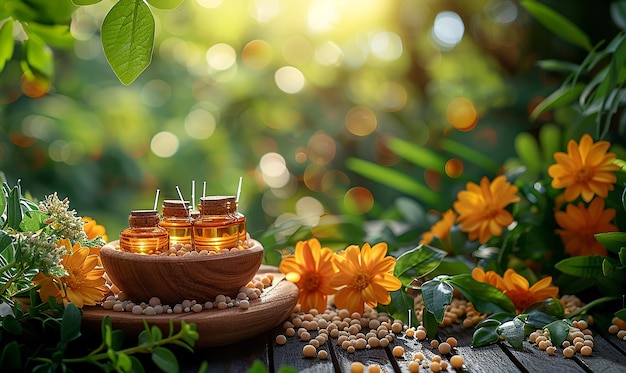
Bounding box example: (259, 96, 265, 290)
(529, 83, 585, 122)
(521, 0, 592, 51)
(102, 0, 155, 85)
(59, 303, 82, 350)
(146, 0, 185, 9)
(555, 255, 605, 277)
(472, 319, 501, 347)
(448, 274, 516, 315)
(0, 20, 14, 72)
(394, 244, 447, 285)
(151, 347, 178, 373)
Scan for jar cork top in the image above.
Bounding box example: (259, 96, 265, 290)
(200, 196, 235, 215)
(128, 210, 160, 227)
(162, 200, 190, 218)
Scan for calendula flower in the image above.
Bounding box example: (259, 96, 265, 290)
(453, 175, 520, 244)
(82, 217, 108, 242)
(33, 239, 108, 308)
(330, 242, 402, 314)
(548, 134, 619, 202)
(420, 209, 457, 245)
(279, 238, 336, 312)
(471, 267, 504, 289)
(499, 269, 559, 313)
(555, 198, 617, 256)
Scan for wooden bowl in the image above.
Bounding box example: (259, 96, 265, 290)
(100, 240, 264, 305)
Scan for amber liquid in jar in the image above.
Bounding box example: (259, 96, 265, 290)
(119, 210, 169, 255)
(159, 200, 193, 248)
(193, 196, 238, 252)
(234, 201, 247, 244)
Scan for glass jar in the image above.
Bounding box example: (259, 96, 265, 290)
(233, 201, 247, 244)
(159, 200, 193, 249)
(119, 210, 169, 255)
(193, 196, 238, 252)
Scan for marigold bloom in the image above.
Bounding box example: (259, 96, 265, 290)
(500, 269, 559, 313)
(330, 242, 402, 314)
(471, 267, 504, 289)
(420, 209, 457, 245)
(453, 175, 520, 243)
(279, 238, 336, 312)
(33, 239, 108, 308)
(82, 216, 109, 242)
(548, 134, 619, 202)
(555, 198, 617, 256)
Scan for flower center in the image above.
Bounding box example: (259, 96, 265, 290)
(64, 270, 84, 289)
(575, 166, 591, 181)
(303, 274, 320, 291)
(353, 271, 370, 290)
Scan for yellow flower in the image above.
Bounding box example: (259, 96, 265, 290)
(548, 134, 619, 202)
(330, 242, 402, 314)
(82, 216, 108, 242)
(33, 239, 108, 308)
(555, 198, 617, 257)
(471, 267, 503, 289)
(500, 269, 559, 313)
(420, 209, 457, 245)
(472, 267, 559, 313)
(453, 175, 520, 244)
(279, 238, 337, 312)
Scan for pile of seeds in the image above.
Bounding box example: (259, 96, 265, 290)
(608, 317, 626, 340)
(529, 319, 595, 358)
(101, 273, 273, 315)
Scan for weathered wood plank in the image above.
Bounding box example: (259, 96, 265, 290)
(572, 333, 626, 373)
(331, 337, 398, 373)
(502, 341, 587, 373)
(271, 326, 337, 373)
(603, 333, 626, 355)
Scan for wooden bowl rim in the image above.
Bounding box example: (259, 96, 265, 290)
(100, 239, 263, 263)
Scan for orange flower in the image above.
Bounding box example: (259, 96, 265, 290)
(330, 242, 402, 314)
(420, 209, 457, 245)
(471, 267, 504, 289)
(279, 238, 337, 312)
(548, 134, 619, 202)
(453, 175, 520, 243)
(82, 216, 108, 242)
(499, 269, 559, 313)
(33, 239, 108, 308)
(555, 198, 617, 256)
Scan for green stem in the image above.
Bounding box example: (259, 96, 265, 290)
(565, 296, 620, 319)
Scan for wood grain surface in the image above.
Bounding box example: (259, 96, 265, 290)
(82, 265, 299, 348)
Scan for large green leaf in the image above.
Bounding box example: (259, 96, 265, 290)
(23, 36, 53, 77)
(497, 317, 526, 350)
(102, 0, 155, 85)
(0, 20, 14, 72)
(394, 244, 447, 285)
(421, 277, 453, 323)
(529, 83, 585, 122)
(521, 0, 592, 51)
(472, 320, 501, 347)
(438, 139, 500, 172)
(544, 320, 571, 348)
(147, 0, 185, 9)
(72, 0, 103, 5)
(345, 157, 441, 204)
(595, 232, 626, 254)
(387, 137, 447, 174)
(555, 255, 605, 277)
(449, 274, 516, 315)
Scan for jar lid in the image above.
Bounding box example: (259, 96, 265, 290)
(200, 196, 235, 215)
(128, 210, 160, 227)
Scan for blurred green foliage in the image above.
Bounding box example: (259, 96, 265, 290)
(0, 0, 624, 260)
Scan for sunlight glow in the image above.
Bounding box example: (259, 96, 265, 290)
(432, 11, 465, 50)
(184, 109, 216, 140)
(151, 131, 179, 158)
(275, 66, 306, 94)
(206, 43, 237, 71)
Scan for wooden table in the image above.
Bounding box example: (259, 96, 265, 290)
(133, 315, 626, 372)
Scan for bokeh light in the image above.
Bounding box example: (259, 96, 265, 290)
(369, 31, 403, 61)
(296, 196, 324, 226)
(206, 43, 237, 71)
(344, 187, 374, 215)
(307, 131, 336, 165)
(345, 106, 377, 136)
(431, 11, 465, 50)
(274, 66, 306, 94)
(242, 39, 273, 70)
(150, 131, 180, 158)
(445, 158, 464, 178)
(446, 97, 477, 131)
(184, 109, 217, 140)
(259, 152, 290, 188)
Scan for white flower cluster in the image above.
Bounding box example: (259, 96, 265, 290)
(38, 192, 87, 244)
(16, 232, 67, 277)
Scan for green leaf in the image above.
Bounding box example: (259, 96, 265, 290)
(23, 23, 75, 49)
(544, 320, 571, 348)
(497, 317, 526, 350)
(536, 59, 580, 74)
(594, 232, 626, 254)
(0, 20, 14, 72)
(0, 341, 22, 372)
(60, 303, 82, 346)
(102, 0, 155, 85)
(346, 157, 441, 204)
(524, 298, 564, 322)
(438, 139, 500, 172)
(421, 277, 453, 323)
(529, 83, 585, 122)
(619, 247, 626, 266)
(383, 290, 417, 325)
(521, 0, 592, 51)
(151, 325, 163, 341)
(247, 360, 269, 373)
(555, 255, 605, 277)
(6, 186, 22, 230)
(19, 211, 49, 232)
(472, 322, 501, 347)
(1, 315, 23, 335)
(23, 36, 53, 78)
(394, 244, 447, 285)
(449, 274, 516, 315)
(515, 132, 542, 174)
(276, 366, 298, 373)
(387, 137, 447, 174)
(129, 356, 146, 373)
(539, 124, 561, 166)
(116, 353, 133, 373)
(615, 308, 626, 321)
(146, 0, 184, 9)
(611, 1, 626, 31)
(72, 0, 103, 5)
(422, 306, 439, 339)
(151, 347, 179, 373)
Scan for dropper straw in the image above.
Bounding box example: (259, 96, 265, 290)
(153, 189, 160, 211)
(191, 180, 196, 211)
(175, 185, 190, 217)
(203, 181, 206, 198)
(236, 177, 243, 203)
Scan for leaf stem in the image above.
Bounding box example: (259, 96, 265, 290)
(565, 296, 620, 318)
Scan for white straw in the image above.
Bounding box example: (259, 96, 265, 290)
(175, 185, 189, 216)
(153, 189, 160, 211)
(236, 177, 243, 202)
(203, 181, 207, 198)
(191, 180, 196, 211)
(408, 309, 412, 329)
